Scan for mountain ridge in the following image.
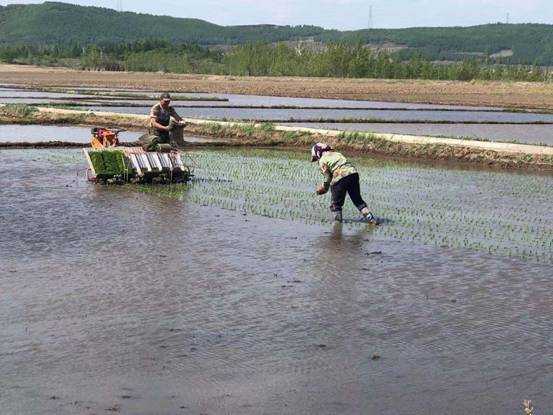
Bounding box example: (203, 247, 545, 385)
(1, 2, 553, 64)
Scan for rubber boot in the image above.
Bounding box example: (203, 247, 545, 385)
(333, 211, 343, 222)
(360, 207, 377, 224)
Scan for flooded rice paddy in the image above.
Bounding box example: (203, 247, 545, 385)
(0, 87, 495, 109)
(0, 125, 142, 144)
(287, 122, 553, 145)
(3, 85, 553, 145)
(1, 147, 552, 415)
(42, 105, 553, 124)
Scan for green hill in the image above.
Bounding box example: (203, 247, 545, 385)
(1, 2, 553, 64)
(0, 2, 324, 45)
(319, 24, 553, 65)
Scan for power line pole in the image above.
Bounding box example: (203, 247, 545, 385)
(369, 4, 373, 29)
(506, 12, 510, 24)
(117, 0, 123, 12)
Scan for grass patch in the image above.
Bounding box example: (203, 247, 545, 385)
(258, 122, 275, 133)
(338, 131, 390, 147)
(282, 130, 311, 141)
(194, 122, 284, 140)
(0, 104, 38, 118)
(232, 122, 255, 136)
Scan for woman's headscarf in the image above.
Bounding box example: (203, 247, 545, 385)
(311, 143, 333, 162)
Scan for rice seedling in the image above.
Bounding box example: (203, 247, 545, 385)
(258, 122, 275, 133)
(88, 151, 126, 178)
(139, 148, 553, 265)
(41, 146, 551, 264)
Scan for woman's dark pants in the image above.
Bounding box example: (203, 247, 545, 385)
(330, 173, 368, 212)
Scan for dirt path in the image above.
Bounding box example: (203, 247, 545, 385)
(2, 64, 553, 111)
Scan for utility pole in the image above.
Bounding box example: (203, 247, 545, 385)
(506, 12, 510, 24)
(117, 0, 123, 12)
(369, 4, 373, 29)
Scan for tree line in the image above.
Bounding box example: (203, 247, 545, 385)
(0, 41, 549, 82)
(319, 24, 553, 66)
(3, 4, 553, 65)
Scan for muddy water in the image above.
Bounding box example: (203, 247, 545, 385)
(0, 91, 93, 99)
(287, 122, 553, 145)
(72, 105, 553, 124)
(114, 90, 500, 111)
(0, 98, 85, 105)
(1, 149, 552, 415)
(0, 125, 142, 143)
(1, 82, 548, 148)
(0, 125, 217, 145)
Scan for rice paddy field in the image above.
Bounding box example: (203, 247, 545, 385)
(0, 124, 142, 144)
(2, 78, 553, 414)
(1, 147, 553, 415)
(3, 84, 553, 145)
(3, 65, 553, 111)
(182, 149, 553, 264)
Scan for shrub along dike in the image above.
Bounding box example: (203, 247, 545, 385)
(2, 104, 553, 170)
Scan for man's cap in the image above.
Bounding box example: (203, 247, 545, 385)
(160, 92, 172, 101)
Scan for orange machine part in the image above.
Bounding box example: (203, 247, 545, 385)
(90, 129, 119, 149)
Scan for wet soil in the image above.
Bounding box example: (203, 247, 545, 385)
(3, 64, 553, 111)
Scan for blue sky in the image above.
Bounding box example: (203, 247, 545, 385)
(1, 0, 552, 30)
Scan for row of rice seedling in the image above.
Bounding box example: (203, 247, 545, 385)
(131, 148, 553, 264)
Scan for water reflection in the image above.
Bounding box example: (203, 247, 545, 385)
(288, 122, 553, 145)
(0, 125, 142, 143)
(66, 105, 553, 123)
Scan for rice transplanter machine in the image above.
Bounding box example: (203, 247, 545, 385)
(83, 127, 193, 184)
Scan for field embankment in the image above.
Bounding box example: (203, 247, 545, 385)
(2, 104, 553, 170)
(2, 64, 553, 111)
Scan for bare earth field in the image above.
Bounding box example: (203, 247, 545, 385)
(2, 64, 553, 111)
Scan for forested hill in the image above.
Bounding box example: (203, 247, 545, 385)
(2, 2, 553, 64)
(0, 2, 324, 45)
(321, 25, 553, 65)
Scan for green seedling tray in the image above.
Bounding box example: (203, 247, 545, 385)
(88, 150, 126, 178)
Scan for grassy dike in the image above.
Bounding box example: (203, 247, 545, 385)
(2, 104, 553, 170)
